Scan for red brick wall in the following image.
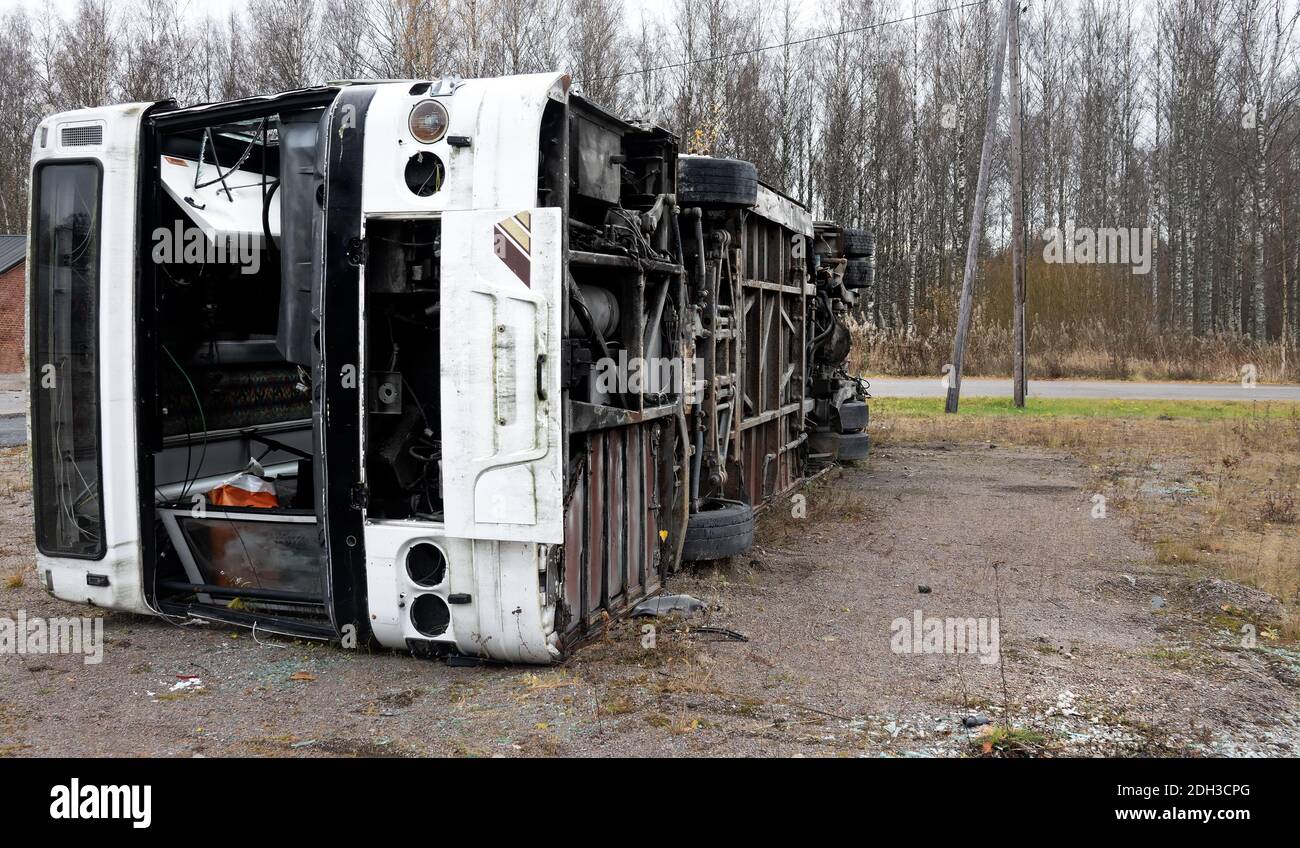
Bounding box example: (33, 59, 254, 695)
(0, 262, 25, 374)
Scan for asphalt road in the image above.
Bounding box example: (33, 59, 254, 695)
(867, 377, 1300, 402)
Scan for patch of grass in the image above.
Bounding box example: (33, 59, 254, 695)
(517, 670, 578, 696)
(447, 682, 482, 705)
(1260, 491, 1297, 524)
(972, 726, 1051, 757)
(757, 470, 876, 545)
(873, 396, 1300, 421)
(596, 695, 637, 717)
(668, 712, 706, 735)
(572, 616, 702, 667)
(1154, 541, 1202, 565)
(1148, 647, 1195, 669)
(3, 572, 22, 590)
(153, 689, 207, 702)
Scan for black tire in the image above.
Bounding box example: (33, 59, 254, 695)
(841, 227, 875, 258)
(835, 400, 869, 433)
(836, 431, 871, 461)
(809, 430, 871, 462)
(678, 156, 759, 208)
(682, 499, 755, 561)
(842, 257, 875, 289)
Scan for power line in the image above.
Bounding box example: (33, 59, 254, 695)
(587, 0, 991, 83)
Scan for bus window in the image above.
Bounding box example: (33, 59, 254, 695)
(30, 161, 104, 559)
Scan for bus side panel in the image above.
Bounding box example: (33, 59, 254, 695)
(736, 216, 808, 507)
(561, 422, 666, 644)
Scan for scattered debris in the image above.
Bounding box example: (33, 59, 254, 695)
(630, 593, 706, 618)
(1045, 690, 1081, 718)
(689, 625, 749, 642)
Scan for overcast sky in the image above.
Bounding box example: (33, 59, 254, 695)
(0, 0, 684, 24)
(0, 0, 241, 16)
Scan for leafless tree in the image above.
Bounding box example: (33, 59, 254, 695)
(0, 0, 1297, 346)
(568, 0, 627, 109)
(247, 0, 321, 91)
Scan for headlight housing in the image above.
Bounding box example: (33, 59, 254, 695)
(409, 99, 449, 144)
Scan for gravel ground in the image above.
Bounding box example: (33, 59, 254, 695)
(0, 442, 1296, 757)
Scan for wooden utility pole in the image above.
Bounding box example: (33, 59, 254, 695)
(945, 0, 1014, 413)
(1008, 1, 1027, 407)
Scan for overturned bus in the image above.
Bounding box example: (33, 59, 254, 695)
(27, 73, 874, 664)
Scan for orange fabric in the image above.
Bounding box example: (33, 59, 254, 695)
(207, 483, 279, 509)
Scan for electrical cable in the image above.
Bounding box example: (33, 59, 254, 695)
(586, 1, 991, 83)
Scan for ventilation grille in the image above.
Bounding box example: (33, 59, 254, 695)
(60, 125, 103, 147)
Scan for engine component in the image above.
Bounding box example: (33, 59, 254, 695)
(369, 371, 403, 415)
(567, 284, 620, 339)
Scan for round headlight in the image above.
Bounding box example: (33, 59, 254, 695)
(409, 99, 448, 144)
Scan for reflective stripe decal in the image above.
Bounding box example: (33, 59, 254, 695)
(493, 212, 532, 286)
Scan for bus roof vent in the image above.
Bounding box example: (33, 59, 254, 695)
(60, 124, 103, 147)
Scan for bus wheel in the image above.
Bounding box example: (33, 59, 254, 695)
(835, 400, 869, 433)
(835, 431, 872, 462)
(678, 157, 759, 208)
(840, 227, 875, 257)
(682, 499, 755, 562)
(843, 257, 874, 289)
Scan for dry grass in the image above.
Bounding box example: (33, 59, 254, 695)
(971, 726, 1053, 757)
(852, 317, 1298, 383)
(872, 403, 1300, 638)
(858, 252, 1299, 383)
(756, 469, 877, 545)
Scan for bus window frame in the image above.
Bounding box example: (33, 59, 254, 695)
(29, 157, 107, 561)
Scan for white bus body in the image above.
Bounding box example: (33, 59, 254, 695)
(28, 74, 871, 664)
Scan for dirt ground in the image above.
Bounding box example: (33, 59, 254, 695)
(1, 438, 1297, 758)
